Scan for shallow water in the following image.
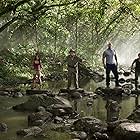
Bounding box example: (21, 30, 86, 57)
(0, 79, 140, 140)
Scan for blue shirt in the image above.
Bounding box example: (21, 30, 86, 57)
(103, 48, 116, 64)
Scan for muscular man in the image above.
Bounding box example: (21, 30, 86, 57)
(131, 53, 140, 90)
(102, 42, 119, 88)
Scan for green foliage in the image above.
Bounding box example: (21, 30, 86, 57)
(0, 0, 139, 85)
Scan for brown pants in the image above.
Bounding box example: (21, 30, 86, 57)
(67, 70, 79, 89)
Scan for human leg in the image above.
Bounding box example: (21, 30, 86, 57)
(67, 71, 72, 89)
(74, 71, 79, 89)
(37, 70, 42, 85)
(106, 64, 111, 87)
(32, 72, 37, 89)
(111, 64, 119, 87)
(135, 71, 138, 90)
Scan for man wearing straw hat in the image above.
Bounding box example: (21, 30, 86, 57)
(65, 49, 82, 89)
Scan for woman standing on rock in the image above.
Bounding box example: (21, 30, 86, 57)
(32, 52, 42, 89)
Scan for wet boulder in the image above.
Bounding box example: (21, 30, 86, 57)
(96, 87, 123, 96)
(72, 117, 106, 134)
(95, 87, 105, 96)
(107, 119, 132, 131)
(46, 103, 73, 116)
(13, 94, 72, 112)
(0, 88, 21, 97)
(26, 89, 53, 96)
(37, 106, 46, 112)
(70, 92, 82, 99)
(114, 123, 140, 140)
(125, 78, 134, 83)
(59, 88, 85, 94)
(131, 90, 140, 95)
(28, 111, 53, 126)
(0, 91, 9, 96)
(89, 93, 98, 99)
(0, 123, 8, 132)
(122, 84, 133, 90)
(118, 78, 126, 84)
(12, 92, 23, 98)
(54, 116, 63, 124)
(70, 131, 87, 140)
(92, 132, 109, 140)
(59, 88, 93, 99)
(79, 64, 105, 82)
(127, 105, 140, 122)
(16, 126, 42, 137)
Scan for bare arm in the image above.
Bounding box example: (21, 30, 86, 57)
(115, 54, 118, 66)
(61, 56, 68, 66)
(131, 59, 136, 70)
(102, 52, 106, 68)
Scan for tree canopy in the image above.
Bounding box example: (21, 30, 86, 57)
(0, 0, 140, 82)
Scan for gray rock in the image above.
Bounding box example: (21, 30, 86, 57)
(0, 123, 8, 132)
(0, 91, 9, 96)
(47, 104, 72, 116)
(12, 92, 23, 98)
(28, 111, 53, 126)
(114, 123, 140, 140)
(73, 117, 105, 134)
(16, 126, 42, 137)
(37, 106, 46, 112)
(54, 116, 63, 124)
(127, 106, 140, 122)
(87, 101, 93, 106)
(107, 119, 131, 131)
(59, 88, 85, 94)
(70, 92, 82, 99)
(89, 93, 98, 99)
(71, 131, 87, 140)
(13, 94, 72, 112)
(93, 132, 109, 140)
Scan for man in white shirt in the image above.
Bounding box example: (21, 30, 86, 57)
(102, 42, 119, 88)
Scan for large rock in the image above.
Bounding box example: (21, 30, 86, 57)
(127, 105, 140, 122)
(13, 94, 72, 112)
(73, 117, 106, 134)
(70, 131, 87, 140)
(107, 119, 132, 131)
(46, 104, 73, 116)
(26, 89, 53, 96)
(114, 123, 140, 140)
(79, 64, 104, 82)
(95, 87, 123, 96)
(131, 90, 140, 94)
(59, 88, 85, 94)
(28, 111, 53, 126)
(0, 123, 8, 132)
(16, 126, 42, 137)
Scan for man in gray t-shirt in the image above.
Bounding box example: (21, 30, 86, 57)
(102, 42, 119, 88)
